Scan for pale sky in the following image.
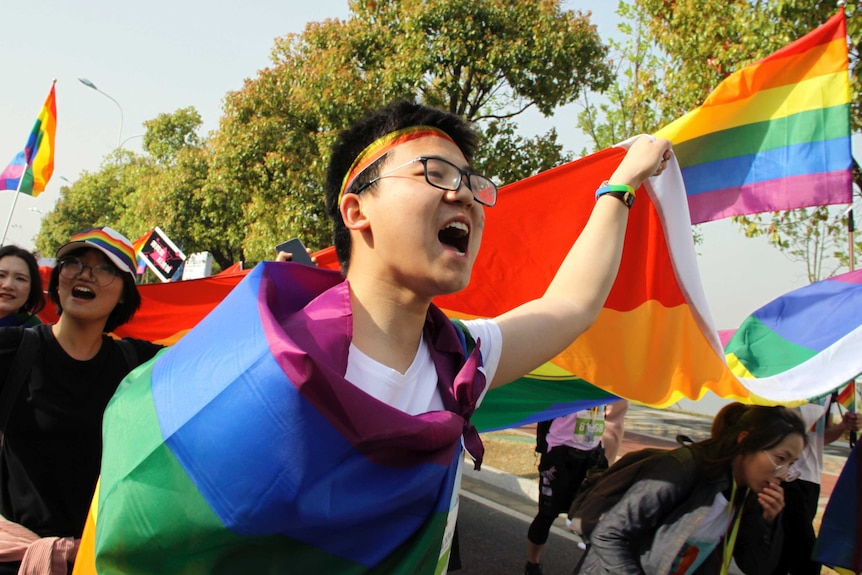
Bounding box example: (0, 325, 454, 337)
(0, 1, 856, 330)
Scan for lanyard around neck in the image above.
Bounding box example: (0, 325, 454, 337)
(720, 478, 750, 575)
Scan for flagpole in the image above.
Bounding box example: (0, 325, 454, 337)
(0, 174, 25, 246)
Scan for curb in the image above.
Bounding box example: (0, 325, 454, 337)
(464, 462, 538, 502)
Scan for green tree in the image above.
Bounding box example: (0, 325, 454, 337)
(36, 108, 209, 266)
(142, 107, 203, 167)
(36, 152, 157, 257)
(211, 0, 614, 262)
(576, 1, 666, 152)
(38, 1, 617, 266)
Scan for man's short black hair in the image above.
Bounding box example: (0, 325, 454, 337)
(325, 100, 479, 273)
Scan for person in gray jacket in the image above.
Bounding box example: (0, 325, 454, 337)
(576, 406, 806, 575)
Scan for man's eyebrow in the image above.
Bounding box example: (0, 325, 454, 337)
(423, 154, 471, 169)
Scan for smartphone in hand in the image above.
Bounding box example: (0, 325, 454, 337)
(274, 237, 314, 266)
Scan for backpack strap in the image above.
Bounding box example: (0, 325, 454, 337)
(0, 328, 40, 448)
(115, 338, 139, 372)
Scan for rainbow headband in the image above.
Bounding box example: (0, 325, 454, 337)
(338, 125, 456, 205)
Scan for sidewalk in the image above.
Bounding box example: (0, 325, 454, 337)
(466, 403, 852, 531)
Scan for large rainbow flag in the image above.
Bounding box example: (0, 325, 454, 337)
(69, 140, 862, 573)
(71, 143, 729, 574)
(0, 82, 57, 197)
(654, 10, 852, 224)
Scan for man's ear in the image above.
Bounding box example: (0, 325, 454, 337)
(342, 194, 370, 231)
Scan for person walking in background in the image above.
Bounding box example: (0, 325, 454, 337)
(574, 406, 805, 575)
(601, 399, 628, 464)
(0, 227, 163, 574)
(0, 245, 44, 328)
(771, 392, 861, 575)
(525, 403, 618, 575)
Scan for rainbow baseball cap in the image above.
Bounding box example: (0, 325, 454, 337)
(55, 226, 137, 280)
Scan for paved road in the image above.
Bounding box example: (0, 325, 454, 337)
(455, 473, 585, 575)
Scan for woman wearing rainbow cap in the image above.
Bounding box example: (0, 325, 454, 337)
(0, 227, 162, 574)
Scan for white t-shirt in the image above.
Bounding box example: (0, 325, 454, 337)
(795, 398, 830, 483)
(343, 317, 503, 574)
(547, 407, 606, 451)
(344, 317, 502, 414)
(671, 491, 732, 575)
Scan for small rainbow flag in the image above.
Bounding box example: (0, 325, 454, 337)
(837, 380, 856, 411)
(0, 82, 57, 197)
(655, 11, 852, 224)
(131, 228, 153, 276)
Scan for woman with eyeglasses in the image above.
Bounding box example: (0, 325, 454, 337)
(0, 245, 45, 328)
(0, 227, 163, 574)
(575, 406, 807, 575)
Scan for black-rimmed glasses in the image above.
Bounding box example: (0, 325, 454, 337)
(354, 156, 498, 207)
(58, 257, 119, 287)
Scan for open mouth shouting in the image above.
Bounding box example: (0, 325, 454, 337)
(71, 285, 97, 300)
(438, 221, 470, 256)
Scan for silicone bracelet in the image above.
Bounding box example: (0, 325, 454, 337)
(595, 182, 635, 208)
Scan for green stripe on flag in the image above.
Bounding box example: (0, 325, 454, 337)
(725, 316, 817, 378)
(473, 375, 615, 431)
(673, 104, 850, 168)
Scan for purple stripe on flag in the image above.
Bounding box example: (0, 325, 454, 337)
(687, 170, 852, 224)
(826, 269, 862, 284)
(0, 151, 27, 192)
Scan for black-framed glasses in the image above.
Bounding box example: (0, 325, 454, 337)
(763, 450, 801, 482)
(58, 257, 119, 287)
(354, 156, 498, 207)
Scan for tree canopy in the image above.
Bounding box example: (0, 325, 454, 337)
(39, 0, 612, 269)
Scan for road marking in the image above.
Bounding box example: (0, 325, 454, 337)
(459, 490, 584, 543)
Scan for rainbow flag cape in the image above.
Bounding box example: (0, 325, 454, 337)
(814, 441, 862, 574)
(85, 262, 488, 574)
(0, 82, 57, 197)
(655, 11, 852, 224)
(724, 269, 862, 402)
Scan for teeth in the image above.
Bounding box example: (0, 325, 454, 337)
(443, 222, 468, 234)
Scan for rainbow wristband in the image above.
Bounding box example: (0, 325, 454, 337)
(595, 182, 635, 208)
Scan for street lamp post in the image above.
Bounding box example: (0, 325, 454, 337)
(78, 77, 124, 148)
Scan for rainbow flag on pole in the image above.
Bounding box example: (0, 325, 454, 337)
(837, 380, 856, 411)
(655, 11, 852, 224)
(0, 82, 57, 197)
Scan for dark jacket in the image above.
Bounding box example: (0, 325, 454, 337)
(579, 445, 783, 575)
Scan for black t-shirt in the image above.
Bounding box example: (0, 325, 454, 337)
(0, 324, 162, 540)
